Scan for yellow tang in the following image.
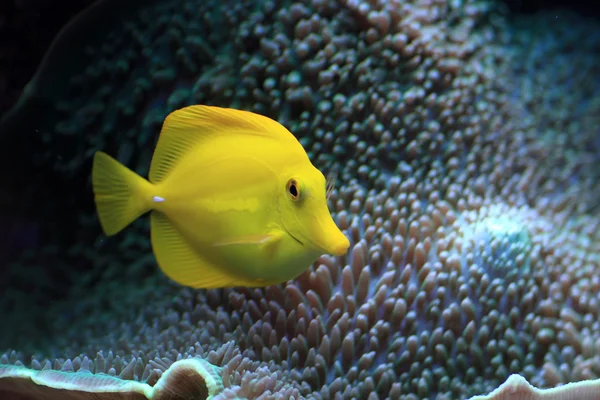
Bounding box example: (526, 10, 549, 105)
(91, 105, 350, 288)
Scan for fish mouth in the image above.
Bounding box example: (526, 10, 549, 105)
(287, 230, 304, 246)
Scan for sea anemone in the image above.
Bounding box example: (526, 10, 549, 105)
(1, 0, 599, 399)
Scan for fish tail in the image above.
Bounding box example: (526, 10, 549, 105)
(92, 151, 154, 236)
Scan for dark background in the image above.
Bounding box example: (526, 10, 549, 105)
(1, 0, 599, 118)
(505, 0, 600, 14)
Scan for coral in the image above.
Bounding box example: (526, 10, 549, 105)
(0, 356, 224, 399)
(506, 11, 600, 214)
(457, 204, 533, 282)
(1, 0, 600, 399)
(0, 341, 304, 399)
(469, 374, 600, 400)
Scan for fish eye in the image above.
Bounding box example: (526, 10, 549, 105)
(286, 179, 300, 201)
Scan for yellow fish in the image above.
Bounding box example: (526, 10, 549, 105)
(91, 105, 350, 288)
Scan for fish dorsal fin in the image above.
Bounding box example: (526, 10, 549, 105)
(149, 105, 301, 184)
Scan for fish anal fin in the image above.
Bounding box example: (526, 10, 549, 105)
(151, 211, 241, 289)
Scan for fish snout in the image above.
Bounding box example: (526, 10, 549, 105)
(313, 216, 350, 256)
(328, 234, 350, 256)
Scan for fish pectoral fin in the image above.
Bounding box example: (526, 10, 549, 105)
(212, 231, 283, 248)
(151, 211, 241, 289)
